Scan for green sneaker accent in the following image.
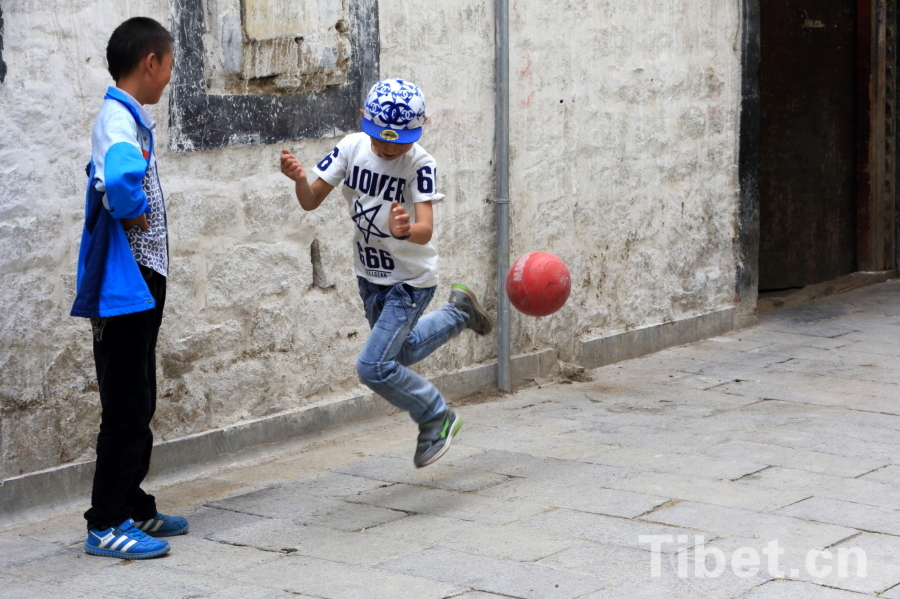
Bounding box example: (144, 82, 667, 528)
(413, 410, 462, 468)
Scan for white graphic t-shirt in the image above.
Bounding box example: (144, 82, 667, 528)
(315, 132, 444, 287)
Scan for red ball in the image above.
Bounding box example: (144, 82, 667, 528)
(506, 252, 572, 317)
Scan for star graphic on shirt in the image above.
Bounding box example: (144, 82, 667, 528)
(352, 198, 391, 244)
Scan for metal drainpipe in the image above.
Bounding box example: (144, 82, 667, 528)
(494, 0, 511, 392)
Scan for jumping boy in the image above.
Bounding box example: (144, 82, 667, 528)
(71, 17, 187, 559)
(280, 78, 492, 467)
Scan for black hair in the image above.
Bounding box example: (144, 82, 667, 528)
(106, 17, 174, 81)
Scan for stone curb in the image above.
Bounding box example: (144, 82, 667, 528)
(578, 307, 736, 369)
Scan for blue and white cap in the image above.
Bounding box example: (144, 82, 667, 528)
(361, 78, 426, 144)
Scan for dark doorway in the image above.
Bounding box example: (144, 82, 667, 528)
(757, 1, 861, 290)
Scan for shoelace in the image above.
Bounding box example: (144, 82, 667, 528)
(118, 523, 153, 543)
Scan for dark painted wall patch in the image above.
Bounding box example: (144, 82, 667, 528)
(1, 7, 7, 85)
(169, 0, 380, 152)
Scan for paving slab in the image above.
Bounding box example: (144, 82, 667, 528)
(460, 449, 626, 483)
(375, 546, 606, 599)
(476, 477, 669, 518)
(155, 534, 280, 574)
(346, 482, 550, 525)
(858, 464, 900, 485)
(61, 560, 314, 599)
(207, 486, 407, 532)
(454, 424, 602, 459)
(229, 554, 464, 599)
(332, 455, 511, 492)
(703, 533, 898, 595)
(698, 440, 888, 477)
(583, 446, 767, 481)
(538, 542, 767, 599)
(209, 518, 425, 565)
(603, 471, 810, 512)
(511, 509, 714, 552)
(365, 513, 580, 562)
(734, 580, 872, 598)
(735, 329, 853, 349)
(640, 502, 858, 549)
(776, 496, 900, 535)
(739, 466, 900, 510)
(718, 377, 900, 415)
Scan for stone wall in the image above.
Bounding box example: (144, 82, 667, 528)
(0, 0, 742, 479)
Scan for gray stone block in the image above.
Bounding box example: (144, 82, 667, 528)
(478, 477, 668, 518)
(56, 561, 308, 599)
(0, 544, 112, 584)
(332, 455, 510, 492)
(461, 449, 626, 484)
(185, 505, 271, 538)
(718, 377, 900, 416)
(207, 486, 407, 532)
(738, 466, 900, 510)
(734, 580, 867, 598)
(641, 502, 857, 549)
(512, 509, 713, 552)
(604, 472, 809, 512)
(538, 542, 767, 598)
(284, 470, 391, 499)
(375, 546, 605, 599)
(210, 518, 424, 565)
(736, 329, 850, 350)
(230, 554, 465, 599)
(158, 534, 281, 574)
(583, 446, 766, 481)
(776, 497, 900, 536)
(705, 534, 896, 595)
(347, 482, 549, 525)
(858, 464, 900, 485)
(699, 440, 888, 478)
(366, 513, 579, 562)
(458, 424, 603, 460)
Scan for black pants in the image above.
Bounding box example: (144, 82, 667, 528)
(84, 265, 165, 530)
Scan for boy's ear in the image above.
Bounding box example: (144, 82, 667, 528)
(137, 52, 156, 76)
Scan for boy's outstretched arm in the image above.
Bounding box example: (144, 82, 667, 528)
(281, 149, 333, 211)
(389, 200, 433, 245)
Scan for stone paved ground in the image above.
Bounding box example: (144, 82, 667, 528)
(3, 282, 900, 598)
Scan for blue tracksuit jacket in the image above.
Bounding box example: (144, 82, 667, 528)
(71, 87, 158, 318)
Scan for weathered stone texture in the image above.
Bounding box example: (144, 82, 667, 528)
(0, 0, 741, 479)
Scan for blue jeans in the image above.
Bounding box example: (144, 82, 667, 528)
(356, 277, 469, 424)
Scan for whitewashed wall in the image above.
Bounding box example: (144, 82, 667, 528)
(0, 0, 742, 479)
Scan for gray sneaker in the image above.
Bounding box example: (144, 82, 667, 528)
(414, 410, 463, 468)
(448, 284, 493, 335)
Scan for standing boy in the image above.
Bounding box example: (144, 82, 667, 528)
(71, 17, 187, 559)
(280, 79, 492, 467)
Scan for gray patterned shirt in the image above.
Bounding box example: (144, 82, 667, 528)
(125, 157, 168, 277)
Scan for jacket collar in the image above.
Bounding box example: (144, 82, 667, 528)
(104, 86, 156, 131)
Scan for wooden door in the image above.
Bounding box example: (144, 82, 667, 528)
(758, 0, 860, 290)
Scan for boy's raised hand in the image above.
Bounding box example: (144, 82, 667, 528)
(388, 200, 411, 238)
(280, 149, 307, 182)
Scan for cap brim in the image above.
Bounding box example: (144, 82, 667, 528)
(361, 118, 422, 144)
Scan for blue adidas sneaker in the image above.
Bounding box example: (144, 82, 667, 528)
(84, 519, 170, 559)
(134, 513, 190, 537)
